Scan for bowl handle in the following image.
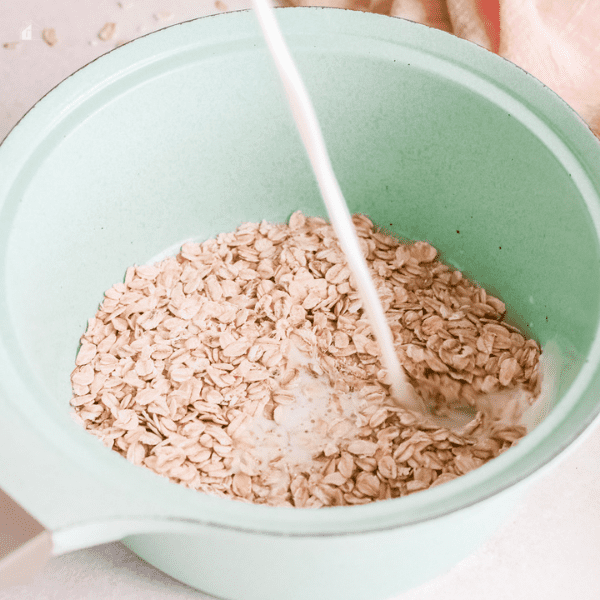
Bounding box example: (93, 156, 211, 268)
(0, 488, 53, 588)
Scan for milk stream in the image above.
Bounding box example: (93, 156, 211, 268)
(251, 0, 423, 413)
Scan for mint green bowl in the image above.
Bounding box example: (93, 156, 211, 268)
(1, 8, 600, 600)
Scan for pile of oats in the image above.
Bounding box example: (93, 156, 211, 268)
(70, 211, 542, 507)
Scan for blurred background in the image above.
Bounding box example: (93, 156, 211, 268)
(1, 1, 600, 599)
(2, 0, 599, 144)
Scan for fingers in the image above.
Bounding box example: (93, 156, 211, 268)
(445, 0, 499, 51)
(389, 0, 452, 32)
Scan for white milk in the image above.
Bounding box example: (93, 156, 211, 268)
(239, 370, 365, 473)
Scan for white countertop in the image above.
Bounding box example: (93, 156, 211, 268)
(1, 1, 600, 598)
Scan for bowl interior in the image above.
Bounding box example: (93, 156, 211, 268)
(1, 8, 600, 533)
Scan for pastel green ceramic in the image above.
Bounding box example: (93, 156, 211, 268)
(1, 8, 600, 600)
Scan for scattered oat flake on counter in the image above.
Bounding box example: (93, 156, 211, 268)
(3, 42, 20, 49)
(154, 12, 174, 22)
(98, 23, 117, 41)
(215, 1, 228, 11)
(42, 28, 58, 46)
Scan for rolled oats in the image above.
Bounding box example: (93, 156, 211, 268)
(71, 211, 543, 507)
